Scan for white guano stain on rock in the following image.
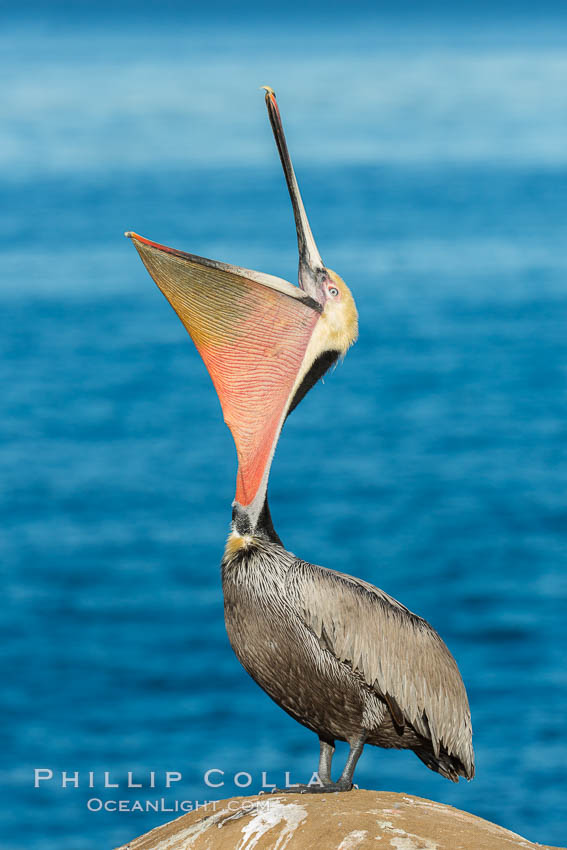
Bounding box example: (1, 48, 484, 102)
(114, 790, 564, 850)
(143, 805, 233, 849)
(235, 801, 307, 850)
(389, 835, 438, 850)
(336, 829, 369, 849)
(374, 818, 438, 850)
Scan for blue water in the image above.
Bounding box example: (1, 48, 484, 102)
(2, 11, 567, 849)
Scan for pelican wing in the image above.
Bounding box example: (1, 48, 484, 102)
(286, 560, 474, 773)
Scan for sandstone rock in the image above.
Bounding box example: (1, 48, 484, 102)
(115, 790, 564, 850)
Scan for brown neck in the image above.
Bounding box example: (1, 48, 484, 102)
(231, 497, 283, 546)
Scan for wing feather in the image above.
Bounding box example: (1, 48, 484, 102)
(286, 560, 473, 772)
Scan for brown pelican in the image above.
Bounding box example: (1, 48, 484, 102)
(125, 87, 474, 792)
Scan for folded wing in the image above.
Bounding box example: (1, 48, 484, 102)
(286, 559, 474, 776)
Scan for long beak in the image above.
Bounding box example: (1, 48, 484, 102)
(262, 86, 325, 302)
(126, 232, 321, 522)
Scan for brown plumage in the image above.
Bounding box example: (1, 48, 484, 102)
(222, 533, 473, 788)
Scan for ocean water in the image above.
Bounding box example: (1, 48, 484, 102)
(2, 11, 567, 849)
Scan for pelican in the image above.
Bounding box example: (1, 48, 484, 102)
(125, 87, 474, 792)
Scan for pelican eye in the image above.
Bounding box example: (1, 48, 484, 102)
(328, 285, 339, 298)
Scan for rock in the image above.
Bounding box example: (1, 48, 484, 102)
(114, 790, 564, 850)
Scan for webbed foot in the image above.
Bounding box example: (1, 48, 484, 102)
(270, 781, 354, 794)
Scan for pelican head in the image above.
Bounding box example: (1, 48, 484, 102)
(126, 87, 358, 536)
(262, 86, 357, 349)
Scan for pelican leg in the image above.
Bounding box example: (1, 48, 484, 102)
(336, 733, 366, 789)
(271, 735, 363, 794)
(318, 738, 335, 784)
